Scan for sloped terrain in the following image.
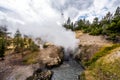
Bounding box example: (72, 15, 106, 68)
(76, 33, 120, 80)
(75, 32, 112, 66)
(80, 46, 120, 80)
(75, 32, 120, 80)
(0, 45, 64, 80)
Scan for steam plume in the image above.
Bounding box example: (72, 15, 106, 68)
(0, 0, 80, 50)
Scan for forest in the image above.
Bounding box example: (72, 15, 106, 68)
(0, 27, 39, 60)
(64, 7, 120, 42)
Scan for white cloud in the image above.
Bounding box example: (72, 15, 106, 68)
(50, 0, 120, 22)
(0, 0, 119, 50)
(78, 0, 120, 22)
(0, 0, 79, 50)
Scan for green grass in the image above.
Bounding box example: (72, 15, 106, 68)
(85, 44, 120, 66)
(81, 44, 120, 80)
(92, 57, 120, 80)
(80, 59, 120, 80)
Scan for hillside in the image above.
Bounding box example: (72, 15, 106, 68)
(75, 31, 120, 80)
(80, 46, 120, 80)
(0, 45, 64, 80)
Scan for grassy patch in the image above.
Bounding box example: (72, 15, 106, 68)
(79, 71, 96, 80)
(92, 58, 120, 80)
(79, 72, 86, 80)
(80, 43, 120, 80)
(23, 51, 39, 64)
(85, 44, 120, 66)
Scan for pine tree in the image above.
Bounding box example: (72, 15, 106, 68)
(67, 17, 71, 25)
(14, 29, 24, 53)
(114, 7, 120, 17)
(0, 26, 8, 60)
(0, 38, 6, 60)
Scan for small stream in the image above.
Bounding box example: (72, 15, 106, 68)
(51, 58, 84, 80)
(3, 51, 84, 80)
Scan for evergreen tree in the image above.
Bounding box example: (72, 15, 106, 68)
(63, 17, 74, 31)
(0, 26, 8, 60)
(14, 29, 24, 53)
(67, 17, 71, 25)
(93, 17, 99, 25)
(63, 7, 120, 41)
(0, 37, 6, 60)
(0, 26, 7, 37)
(114, 7, 120, 17)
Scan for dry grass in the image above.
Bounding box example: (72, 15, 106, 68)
(92, 51, 120, 80)
(23, 51, 39, 64)
(81, 45, 120, 80)
(85, 44, 120, 66)
(75, 30, 83, 38)
(103, 47, 120, 63)
(80, 70, 95, 80)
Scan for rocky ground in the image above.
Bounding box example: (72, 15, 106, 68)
(38, 45, 64, 68)
(26, 69, 53, 80)
(0, 45, 64, 80)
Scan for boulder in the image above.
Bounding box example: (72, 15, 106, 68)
(26, 69, 53, 80)
(39, 45, 64, 68)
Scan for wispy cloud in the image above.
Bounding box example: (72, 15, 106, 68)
(78, 0, 120, 22)
(50, 0, 120, 22)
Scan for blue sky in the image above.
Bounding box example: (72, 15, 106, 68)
(50, 0, 120, 22)
(0, 0, 120, 22)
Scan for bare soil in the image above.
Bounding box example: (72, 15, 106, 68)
(78, 33, 111, 46)
(75, 32, 112, 64)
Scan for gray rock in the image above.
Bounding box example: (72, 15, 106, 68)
(26, 69, 53, 80)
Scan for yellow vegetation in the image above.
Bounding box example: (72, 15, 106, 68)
(23, 51, 39, 64)
(80, 44, 120, 80)
(75, 30, 83, 38)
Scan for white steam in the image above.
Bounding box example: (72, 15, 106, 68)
(0, 0, 79, 50)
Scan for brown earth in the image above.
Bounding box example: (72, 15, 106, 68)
(0, 45, 64, 80)
(38, 45, 64, 68)
(75, 31, 112, 65)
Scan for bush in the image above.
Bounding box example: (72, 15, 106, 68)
(107, 33, 117, 41)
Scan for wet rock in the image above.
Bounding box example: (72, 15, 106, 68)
(39, 45, 64, 68)
(75, 45, 101, 65)
(46, 56, 62, 68)
(26, 69, 53, 80)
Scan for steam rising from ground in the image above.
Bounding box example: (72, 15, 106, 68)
(0, 0, 79, 50)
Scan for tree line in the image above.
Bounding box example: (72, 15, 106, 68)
(0, 27, 39, 60)
(64, 7, 120, 42)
